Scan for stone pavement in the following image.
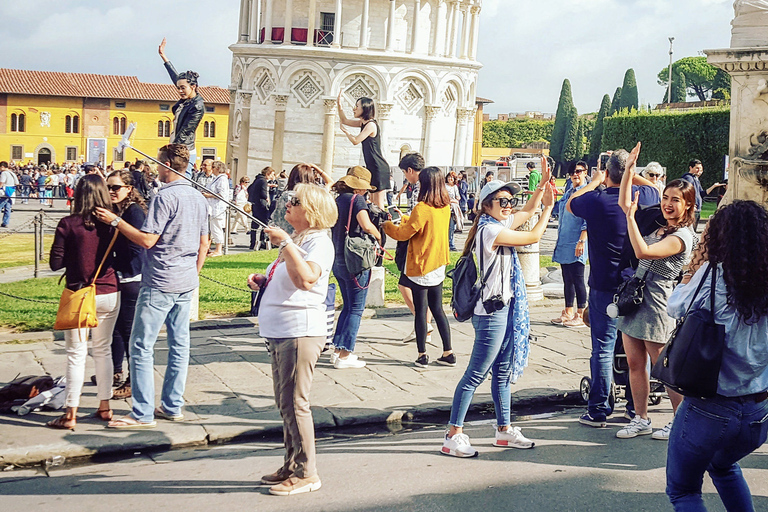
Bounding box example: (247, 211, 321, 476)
(0, 299, 592, 467)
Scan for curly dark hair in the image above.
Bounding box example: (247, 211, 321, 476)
(705, 200, 768, 323)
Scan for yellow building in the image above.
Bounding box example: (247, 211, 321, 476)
(0, 69, 230, 167)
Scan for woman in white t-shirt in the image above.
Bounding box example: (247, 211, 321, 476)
(441, 163, 555, 458)
(446, 171, 462, 251)
(247, 183, 337, 496)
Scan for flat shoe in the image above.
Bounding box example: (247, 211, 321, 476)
(93, 409, 113, 421)
(155, 407, 184, 422)
(107, 416, 156, 429)
(112, 383, 131, 399)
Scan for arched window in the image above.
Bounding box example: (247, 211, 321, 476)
(158, 119, 171, 138)
(164, 120, 170, 137)
(203, 121, 217, 138)
(113, 116, 126, 135)
(209, 120, 215, 138)
(204, 121, 209, 138)
(66, 115, 72, 133)
(158, 120, 164, 137)
(11, 112, 26, 132)
(73, 115, 79, 134)
(65, 114, 79, 134)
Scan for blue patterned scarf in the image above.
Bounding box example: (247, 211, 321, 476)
(477, 214, 531, 384)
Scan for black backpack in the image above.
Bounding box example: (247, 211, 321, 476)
(0, 375, 54, 412)
(447, 227, 498, 322)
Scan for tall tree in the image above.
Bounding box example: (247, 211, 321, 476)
(574, 116, 585, 160)
(609, 87, 622, 115)
(663, 69, 688, 103)
(590, 94, 611, 159)
(561, 106, 581, 163)
(550, 79, 576, 162)
(658, 56, 732, 101)
(619, 68, 639, 111)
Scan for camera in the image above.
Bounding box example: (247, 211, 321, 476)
(483, 295, 506, 314)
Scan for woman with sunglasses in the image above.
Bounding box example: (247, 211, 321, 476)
(641, 162, 665, 196)
(441, 161, 554, 458)
(46, 175, 120, 429)
(551, 161, 589, 328)
(103, 170, 147, 400)
(383, 167, 454, 368)
(247, 184, 337, 496)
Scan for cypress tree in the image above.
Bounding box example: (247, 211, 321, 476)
(590, 94, 611, 159)
(619, 68, 639, 111)
(550, 79, 576, 162)
(562, 106, 580, 163)
(574, 116, 585, 160)
(673, 70, 687, 102)
(609, 87, 622, 115)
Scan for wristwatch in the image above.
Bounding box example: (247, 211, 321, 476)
(110, 217, 122, 227)
(278, 238, 293, 250)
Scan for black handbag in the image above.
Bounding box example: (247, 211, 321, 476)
(343, 195, 378, 276)
(651, 264, 725, 398)
(607, 267, 647, 318)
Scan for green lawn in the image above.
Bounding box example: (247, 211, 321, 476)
(0, 249, 553, 332)
(701, 201, 717, 220)
(0, 234, 54, 269)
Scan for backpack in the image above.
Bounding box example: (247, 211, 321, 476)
(0, 375, 54, 412)
(446, 227, 498, 322)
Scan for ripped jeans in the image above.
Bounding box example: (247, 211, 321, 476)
(449, 304, 513, 428)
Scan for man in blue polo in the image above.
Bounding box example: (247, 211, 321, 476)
(567, 146, 659, 427)
(680, 159, 705, 232)
(95, 143, 209, 428)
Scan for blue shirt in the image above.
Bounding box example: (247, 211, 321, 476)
(141, 180, 209, 293)
(668, 262, 768, 397)
(680, 172, 704, 210)
(570, 185, 660, 292)
(553, 184, 587, 265)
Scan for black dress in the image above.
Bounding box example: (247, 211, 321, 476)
(360, 120, 390, 192)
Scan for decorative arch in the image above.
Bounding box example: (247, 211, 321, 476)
(279, 60, 332, 94)
(332, 66, 389, 102)
(243, 58, 278, 89)
(65, 111, 80, 134)
(388, 69, 436, 105)
(231, 60, 245, 89)
(34, 142, 56, 163)
(437, 74, 467, 108)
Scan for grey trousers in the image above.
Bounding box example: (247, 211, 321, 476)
(268, 335, 325, 478)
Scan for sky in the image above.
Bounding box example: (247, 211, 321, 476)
(1, 0, 735, 116)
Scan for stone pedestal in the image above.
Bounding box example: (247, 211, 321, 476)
(706, 47, 768, 206)
(365, 266, 386, 307)
(516, 211, 544, 302)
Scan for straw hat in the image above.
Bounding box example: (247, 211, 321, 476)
(336, 165, 376, 191)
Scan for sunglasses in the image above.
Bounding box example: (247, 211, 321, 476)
(569, 169, 586, 175)
(289, 197, 301, 207)
(107, 185, 128, 192)
(493, 197, 515, 208)
(647, 173, 661, 178)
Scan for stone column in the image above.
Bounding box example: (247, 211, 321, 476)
(431, 0, 446, 57)
(271, 94, 289, 171)
(321, 98, 337, 174)
(422, 105, 441, 163)
(239, 0, 250, 41)
(459, 2, 470, 59)
(468, 4, 480, 60)
(248, 0, 261, 42)
(236, 92, 253, 185)
(465, 106, 477, 165)
(377, 102, 394, 165)
(448, 1, 460, 58)
(283, 0, 293, 45)
(332, 0, 342, 48)
(453, 107, 470, 165)
(386, 0, 396, 51)
(264, 0, 274, 43)
(307, 0, 317, 47)
(360, 0, 370, 49)
(226, 88, 237, 169)
(410, 0, 421, 54)
(517, 213, 544, 302)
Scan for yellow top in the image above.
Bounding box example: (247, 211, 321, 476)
(383, 202, 450, 278)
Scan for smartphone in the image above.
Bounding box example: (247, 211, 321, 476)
(599, 153, 610, 170)
(388, 206, 401, 222)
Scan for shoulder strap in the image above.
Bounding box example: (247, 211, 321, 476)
(346, 194, 356, 234)
(709, 263, 717, 313)
(477, 226, 499, 287)
(90, 229, 119, 286)
(680, 263, 713, 317)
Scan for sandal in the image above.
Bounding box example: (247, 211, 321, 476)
(112, 383, 131, 399)
(46, 415, 76, 430)
(93, 408, 113, 421)
(106, 416, 156, 430)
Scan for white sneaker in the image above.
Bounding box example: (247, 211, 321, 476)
(334, 354, 366, 369)
(330, 352, 339, 365)
(403, 324, 433, 343)
(494, 426, 535, 449)
(441, 431, 478, 458)
(652, 421, 673, 440)
(616, 416, 652, 439)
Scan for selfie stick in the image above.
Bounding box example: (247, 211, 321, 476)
(118, 123, 269, 229)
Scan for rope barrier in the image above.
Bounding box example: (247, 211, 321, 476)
(199, 273, 251, 294)
(0, 289, 58, 304)
(0, 218, 36, 239)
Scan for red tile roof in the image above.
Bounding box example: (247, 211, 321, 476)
(0, 69, 230, 104)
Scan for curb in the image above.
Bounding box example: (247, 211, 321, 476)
(0, 388, 583, 468)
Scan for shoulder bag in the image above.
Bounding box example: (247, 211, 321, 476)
(651, 264, 725, 398)
(343, 194, 378, 277)
(607, 267, 647, 319)
(54, 230, 119, 331)
(447, 227, 498, 322)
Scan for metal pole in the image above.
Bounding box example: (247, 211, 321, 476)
(38, 209, 44, 263)
(224, 207, 231, 255)
(667, 36, 675, 103)
(34, 213, 40, 278)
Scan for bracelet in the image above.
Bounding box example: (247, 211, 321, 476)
(577, 240, 585, 245)
(278, 239, 293, 250)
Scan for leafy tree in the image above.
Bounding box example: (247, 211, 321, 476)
(481, 119, 555, 148)
(658, 56, 732, 101)
(619, 69, 639, 111)
(712, 70, 731, 100)
(590, 94, 611, 159)
(550, 79, 576, 162)
(663, 69, 688, 103)
(609, 87, 622, 115)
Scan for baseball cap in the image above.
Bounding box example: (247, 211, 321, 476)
(478, 180, 522, 205)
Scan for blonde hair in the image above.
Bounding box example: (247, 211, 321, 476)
(293, 183, 338, 231)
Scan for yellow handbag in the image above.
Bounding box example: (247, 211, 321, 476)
(243, 202, 252, 213)
(54, 230, 119, 331)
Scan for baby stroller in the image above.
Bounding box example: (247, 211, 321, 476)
(580, 335, 667, 415)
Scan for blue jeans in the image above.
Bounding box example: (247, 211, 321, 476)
(0, 196, 11, 226)
(587, 288, 618, 418)
(449, 304, 513, 428)
(666, 395, 768, 511)
(449, 215, 456, 250)
(129, 286, 194, 422)
(332, 260, 370, 352)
